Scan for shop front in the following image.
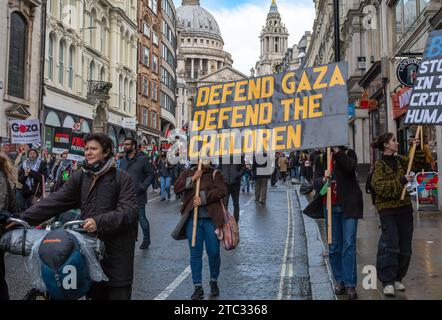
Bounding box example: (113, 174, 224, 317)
(43, 107, 92, 154)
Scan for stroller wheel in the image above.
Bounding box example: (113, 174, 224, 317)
(23, 288, 49, 300)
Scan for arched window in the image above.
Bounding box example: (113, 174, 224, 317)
(100, 66, 105, 81)
(48, 34, 54, 80)
(8, 12, 27, 98)
(45, 111, 61, 127)
(68, 45, 74, 89)
(129, 81, 134, 113)
(81, 120, 91, 133)
(59, 0, 63, 20)
(101, 18, 107, 54)
(119, 75, 123, 108)
(89, 60, 95, 80)
(89, 9, 96, 47)
(59, 40, 65, 85)
(124, 78, 128, 111)
(63, 115, 75, 129)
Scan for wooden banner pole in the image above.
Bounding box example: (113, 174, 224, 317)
(327, 147, 332, 245)
(191, 159, 203, 247)
(401, 126, 422, 200)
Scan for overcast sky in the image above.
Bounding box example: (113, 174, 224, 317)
(173, 0, 315, 75)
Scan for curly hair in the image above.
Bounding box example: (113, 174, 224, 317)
(84, 133, 115, 160)
(0, 152, 15, 185)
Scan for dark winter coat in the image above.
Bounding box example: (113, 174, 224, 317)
(119, 152, 154, 206)
(158, 158, 173, 177)
(0, 171, 18, 214)
(313, 148, 363, 219)
(219, 164, 244, 185)
(20, 160, 139, 287)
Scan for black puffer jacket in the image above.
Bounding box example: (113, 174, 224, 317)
(0, 171, 18, 214)
(220, 164, 244, 185)
(20, 159, 138, 287)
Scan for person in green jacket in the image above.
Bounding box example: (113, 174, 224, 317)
(371, 132, 425, 298)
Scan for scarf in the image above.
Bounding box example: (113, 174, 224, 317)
(82, 158, 116, 178)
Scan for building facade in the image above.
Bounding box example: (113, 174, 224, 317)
(160, 0, 177, 141)
(137, 0, 163, 149)
(175, 0, 241, 134)
(304, 0, 441, 178)
(0, 0, 42, 146)
(254, 0, 289, 76)
(42, 0, 138, 153)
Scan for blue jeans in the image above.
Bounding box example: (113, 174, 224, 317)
(185, 217, 221, 286)
(325, 205, 358, 288)
(139, 206, 150, 243)
(15, 189, 28, 212)
(241, 175, 250, 192)
(160, 176, 172, 199)
(290, 166, 299, 179)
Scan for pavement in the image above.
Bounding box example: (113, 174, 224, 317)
(298, 184, 442, 300)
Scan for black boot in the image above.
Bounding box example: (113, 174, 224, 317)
(210, 281, 219, 297)
(191, 286, 204, 300)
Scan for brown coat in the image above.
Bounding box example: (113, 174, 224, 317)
(174, 168, 227, 228)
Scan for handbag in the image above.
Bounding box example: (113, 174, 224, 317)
(302, 192, 325, 219)
(217, 199, 239, 250)
(171, 210, 191, 241)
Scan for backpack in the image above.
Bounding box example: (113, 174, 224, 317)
(38, 228, 91, 300)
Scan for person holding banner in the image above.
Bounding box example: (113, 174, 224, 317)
(173, 159, 227, 300)
(313, 146, 363, 300)
(371, 133, 425, 297)
(18, 148, 48, 209)
(49, 151, 73, 192)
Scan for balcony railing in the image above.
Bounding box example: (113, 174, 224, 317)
(87, 80, 112, 102)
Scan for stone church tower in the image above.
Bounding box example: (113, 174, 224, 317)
(254, 0, 289, 76)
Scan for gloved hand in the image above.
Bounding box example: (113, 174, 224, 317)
(0, 209, 11, 224)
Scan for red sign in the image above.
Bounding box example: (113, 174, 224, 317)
(392, 86, 412, 119)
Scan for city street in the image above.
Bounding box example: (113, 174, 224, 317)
(4, 183, 333, 300)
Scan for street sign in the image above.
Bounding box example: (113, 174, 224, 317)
(122, 117, 137, 130)
(396, 58, 420, 87)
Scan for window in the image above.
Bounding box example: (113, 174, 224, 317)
(89, 61, 95, 81)
(101, 19, 106, 53)
(48, 35, 54, 80)
(160, 92, 175, 115)
(152, 31, 159, 46)
(59, 41, 65, 85)
(59, 0, 63, 20)
(143, 108, 148, 126)
(89, 13, 94, 46)
(8, 12, 27, 98)
(143, 76, 149, 96)
(143, 21, 151, 38)
(143, 46, 150, 66)
(395, 0, 428, 42)
(100, 67, 105, 81)
(152, 111, 157, 129)
(404, 0, 417, 32)
(119, 76, 123, 108)
(68, 46, 74, 89)
(152, 54, 158, 73)
(149, 0, 157, 13)
(151, 81, 158, 101)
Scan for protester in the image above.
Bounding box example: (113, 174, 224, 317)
(289, 151, 299, 183)
(299, 151, 312, 184)
(252, 154, 272, 205)
(371, 133, 425, 297)
(313, 146, 363, 300)
(219, 158, 244, 223)
(17, 148, 48, 209)
(119, 138, 155, 250)
(158, 152, 173, 201)
(49, 151, 73, 192)
(0, 152, 18, 300)
(278, 153, 289, 182)
(174, 159, 227, 300)
(241, 163, 252, 193)
(16, 133, 139, 300)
